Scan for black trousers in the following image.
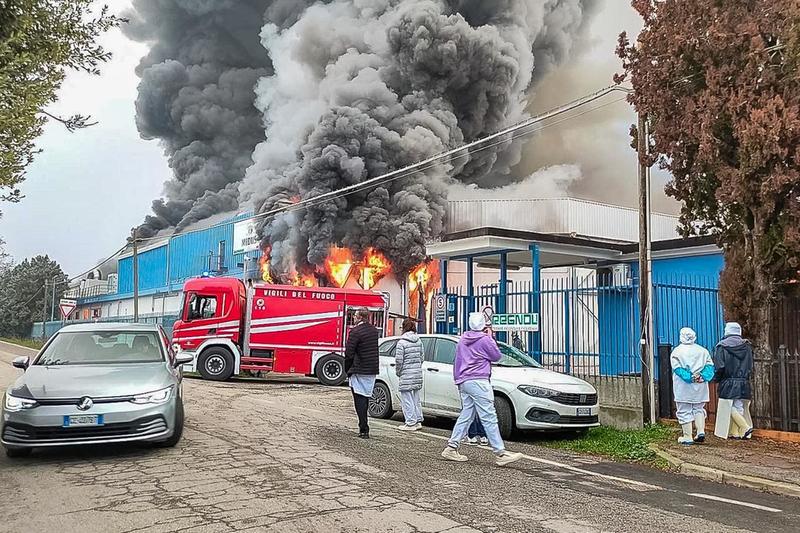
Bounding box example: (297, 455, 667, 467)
(352, 389, 369, 434)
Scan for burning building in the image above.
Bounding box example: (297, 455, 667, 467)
(123, 0, 601, 324)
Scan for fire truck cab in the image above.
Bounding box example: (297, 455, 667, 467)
(172, 277, 389, 385)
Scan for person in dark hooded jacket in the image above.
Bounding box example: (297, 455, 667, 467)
(712, 322, 754, 439)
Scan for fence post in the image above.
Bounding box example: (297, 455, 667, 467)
(498, 252, 508, 343)
(563, 284, 571, 374)
(529, 245, 541, 361)
(779, 345, 789, 432)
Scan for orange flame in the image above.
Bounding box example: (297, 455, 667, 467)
(408, 260, 441, 328)
(259, 251, 274, 283)
(359, 248, 391, 290)
(291, 272, 317, 287)
(325, 246, 355, 288)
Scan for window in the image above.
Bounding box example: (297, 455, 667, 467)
(433, 339, 457, 365)
(378, 339, 397, 357)
(36, 331, 164, 365)
(159, 327, 174, 363)
(345, 308, 386, 335)
(187, 294, 217, 320)
(496, 343, 541, 368)
(421, 337, 436, 361)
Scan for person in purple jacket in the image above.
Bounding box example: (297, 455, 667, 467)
(441, 312, 523, 467)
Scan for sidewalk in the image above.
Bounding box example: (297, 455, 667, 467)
(653, 433, 800, 498)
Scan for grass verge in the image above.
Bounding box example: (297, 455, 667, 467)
(0, 337, 44, 350)
(539, 424, 676, 468)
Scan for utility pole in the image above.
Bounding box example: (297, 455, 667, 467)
(50, 275, 57, 322)
(41, 281, 48, 340)
(132, 227, 139, 322)
(637, 112, 656, 426)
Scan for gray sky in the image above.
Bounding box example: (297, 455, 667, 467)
(0, 0, 671, 276)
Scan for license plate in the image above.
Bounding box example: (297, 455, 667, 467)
(577, 408, 592, 416)
(63, 415, 104, 427)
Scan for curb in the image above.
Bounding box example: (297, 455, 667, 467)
(650, 444, 800, 499)
(0, 340, 39, 353)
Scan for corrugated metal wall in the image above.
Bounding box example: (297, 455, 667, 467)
(118, 245, 168, 294)
(446, 198, 679, 242)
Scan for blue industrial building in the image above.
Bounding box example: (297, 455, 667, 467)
(44, 199, 726, 386)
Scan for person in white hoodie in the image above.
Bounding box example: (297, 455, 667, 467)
(670, 327, 715, 445)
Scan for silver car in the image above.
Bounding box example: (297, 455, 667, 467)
(1, 323, 192, 457)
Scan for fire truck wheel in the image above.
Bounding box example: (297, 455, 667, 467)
(315, 354, 346, 386)
(368, 382, 394, 419)
(198, 347, 234, 381)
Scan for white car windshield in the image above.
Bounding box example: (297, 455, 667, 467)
(36, 331, 164, 365)
(495, 343, 541, 368)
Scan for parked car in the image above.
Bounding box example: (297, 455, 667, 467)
(1, 323, 192, 458)
(369, 334, 599, 438)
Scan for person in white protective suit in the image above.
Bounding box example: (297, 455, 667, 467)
(670, 328, 715, 445)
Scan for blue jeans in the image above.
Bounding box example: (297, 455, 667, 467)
(447, 379, 505, 454)
(468, 416, 486, 438)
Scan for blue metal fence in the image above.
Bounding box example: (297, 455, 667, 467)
(439, 270, 723, 378)
(32, 314, 181, 341)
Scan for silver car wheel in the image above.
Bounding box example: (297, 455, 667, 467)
(369, 385, 388, 417)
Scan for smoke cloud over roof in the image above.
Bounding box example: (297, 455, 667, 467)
(127, 0, 598, 271)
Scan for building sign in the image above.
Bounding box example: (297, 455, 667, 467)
(233, 218, 260, 255)
(491, 313, 539, 332)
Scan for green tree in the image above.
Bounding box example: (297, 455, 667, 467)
(0, 255, 67, 338)
(0, 1, 120, 209)
(617, 0, 800, 351)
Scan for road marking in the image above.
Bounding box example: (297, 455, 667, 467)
(688, 493, 783, 513)
(370, 421, 661, 491)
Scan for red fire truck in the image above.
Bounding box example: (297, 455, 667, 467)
(172, 277, 389, 385)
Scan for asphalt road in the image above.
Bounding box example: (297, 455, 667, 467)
(1, 341, 798, 533)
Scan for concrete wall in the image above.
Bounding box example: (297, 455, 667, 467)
(583, 376, 643, 430)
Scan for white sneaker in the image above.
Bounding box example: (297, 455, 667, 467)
(496, 451, 523, 467)
(441, 447, 468, 462)
(466, 437, 479, 446)
(479, 437, 489, 447)
(397, 424, 417, 431)
(415, 422, 424, 430)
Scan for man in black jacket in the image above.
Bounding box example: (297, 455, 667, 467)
(713, 322, 755, 439)
(345, 308, 379, 438)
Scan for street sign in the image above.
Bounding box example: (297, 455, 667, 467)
(434, 295, 446, 322)
(59, 299, 77, 319)
(490, 313, 539, 332)
(233, 218, 260, 255)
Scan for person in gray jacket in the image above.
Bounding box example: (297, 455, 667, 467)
(395, 318, 424, 431)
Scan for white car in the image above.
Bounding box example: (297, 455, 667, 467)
(369, 334, 600, 437)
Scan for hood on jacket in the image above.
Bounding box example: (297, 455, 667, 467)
(724, 322, 742, 337)
(468, 312, 486, 331)
(718, 334, 751, 359)
(400, 331, 419, 342)
(461, 330, 488, 345)
(680, 327, 697, 345)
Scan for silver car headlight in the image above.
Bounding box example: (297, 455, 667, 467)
(517, 385, 560, 399)
(130, 386, 174, 405)
(4, 393, 38, 412)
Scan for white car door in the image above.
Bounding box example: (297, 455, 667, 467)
(379, 339, 400, 392)
(421, 338, 461, 413)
